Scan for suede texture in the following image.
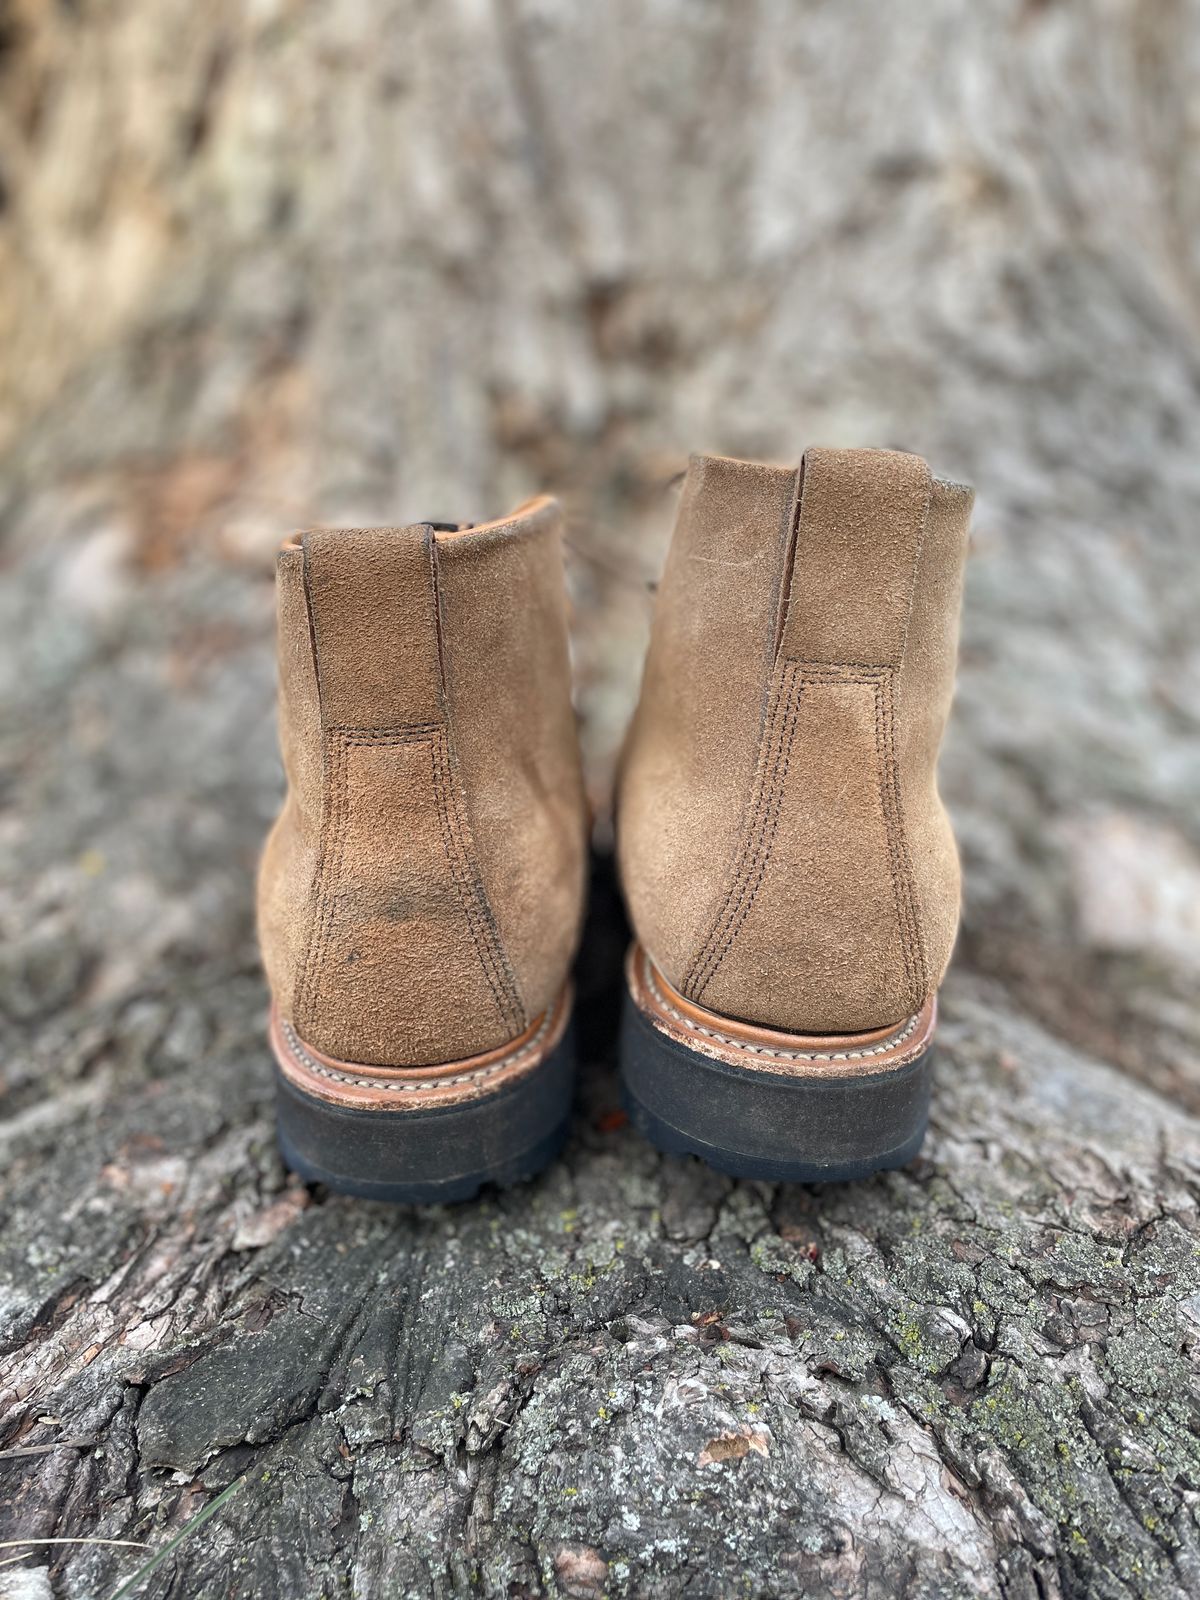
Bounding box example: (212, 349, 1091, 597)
(257, 549, 324, 1020)
(256, 504, 587, 1068)
(435, 501, 588, 1033)
(613, 455, 798, 981)
(617, 449, 972, 1034)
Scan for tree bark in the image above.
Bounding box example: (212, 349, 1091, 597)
(2, 2, 1200, 1596)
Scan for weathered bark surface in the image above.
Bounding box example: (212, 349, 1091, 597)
(3, 2, 1200, 1596)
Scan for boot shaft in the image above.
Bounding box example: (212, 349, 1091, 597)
(617, 449, 972, 1034)
(258, 499, 587, 1068)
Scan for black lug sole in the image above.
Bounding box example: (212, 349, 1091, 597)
(275, 1024, 574, 1204)
(619, 989, 931, 1184)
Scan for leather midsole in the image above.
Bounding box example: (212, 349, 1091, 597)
(270, 984, 572, 1112)
(627, 944, 934, 1081)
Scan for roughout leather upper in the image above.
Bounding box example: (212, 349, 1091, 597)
(617, 449, 972, 1035)
(256, 499, 588, 1068)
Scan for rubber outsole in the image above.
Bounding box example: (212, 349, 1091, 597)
(274, 1024, 574, 1203)
(619, 987, 931, 1183)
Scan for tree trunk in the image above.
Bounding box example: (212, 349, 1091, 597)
(2, 3, 1200, 1596)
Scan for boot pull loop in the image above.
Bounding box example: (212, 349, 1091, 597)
(776, 448, 931, 670)
(301, 524, 445, 731)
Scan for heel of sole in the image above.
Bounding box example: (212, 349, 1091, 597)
(271, 991, 574, 1203)
(619, 947, 933, 1183)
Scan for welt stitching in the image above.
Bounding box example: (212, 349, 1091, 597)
(281, 1007, 554, 1092)
(428, 729, 515, 1029)
(871, 680, 921, 1003)
(646, 963, 921, 1063)
(691, 662, 804, 997)
(685, 660, 798, 995)
(878, 673, 928, 1000)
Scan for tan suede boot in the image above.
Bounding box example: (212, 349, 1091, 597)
(257, 499, 587, 1200)
(617, 449, 972, 1180)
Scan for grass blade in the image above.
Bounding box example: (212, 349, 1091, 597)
(0, 1538, 150, 1570)
(109, 1477, 246, 1600)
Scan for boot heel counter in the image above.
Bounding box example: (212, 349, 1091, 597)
(624, 447, 967, 1036)
(683, 662, 926, 1032)
(293, 723, 525, 1067)
(267, 522, 529, 1069)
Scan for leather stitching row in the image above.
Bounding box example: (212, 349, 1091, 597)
(646, 960, 921, 1062)
(295, 725, 519, 1037)
(885, 672, 928, 994)
(297, 726, 438, 1029)
(682, 662, 792, 994)
(429, 729, 525, 1032)
(779, 667, 923, 1010)
(683, 660, 925, 1016)
(296, 726, 359, 1028)
(281, 1006, 554, 1091)
(427, 532, 527, 1034)
(689, 660, 803, 997)
(428, 729, 511, 1027)
(871, 679, 918, 1002)
(871, 674, 926, 1007)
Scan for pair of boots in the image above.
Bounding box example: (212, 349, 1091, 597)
(257, 447, 972, 1200)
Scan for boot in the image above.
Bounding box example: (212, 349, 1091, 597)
(257, 499, 588, 1201)
(616, 449, 972, 1180)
